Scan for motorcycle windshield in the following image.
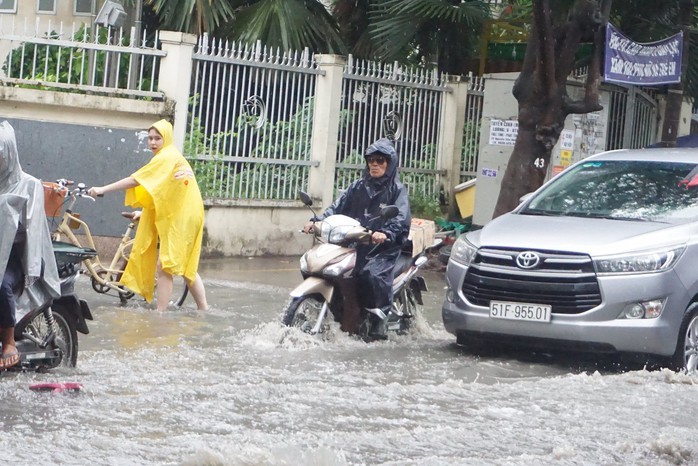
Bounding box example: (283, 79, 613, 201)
(320, 215, 360, 243)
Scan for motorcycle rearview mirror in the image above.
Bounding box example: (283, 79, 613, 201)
(299, 191, 313, 206)
(299, 191, 319, 221)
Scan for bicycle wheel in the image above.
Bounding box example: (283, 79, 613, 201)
(168, 275, 189, 308)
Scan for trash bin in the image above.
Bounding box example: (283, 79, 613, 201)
(454, 179, 477, 219)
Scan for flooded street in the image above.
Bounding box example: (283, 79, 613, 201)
(1, 256, 698, 465)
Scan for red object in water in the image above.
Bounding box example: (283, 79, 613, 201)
(29, 382, 82, 393)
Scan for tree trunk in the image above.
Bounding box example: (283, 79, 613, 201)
(658, 0, 694, 147)
(492, 0, 612, 218)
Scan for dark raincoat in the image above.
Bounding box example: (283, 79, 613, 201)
(317, 138, 411, 311)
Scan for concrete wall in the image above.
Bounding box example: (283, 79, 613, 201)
(7, 0, 101, 23)
(204, 203, 314, 257)
(472, 73, 520, 225)
(4, 116, 153, 236)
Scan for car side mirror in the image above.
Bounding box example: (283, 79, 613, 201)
(519, 192, 534, 204)
(299, 191, 312, 206)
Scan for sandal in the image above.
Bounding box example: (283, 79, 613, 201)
(2, 350, 20, 369)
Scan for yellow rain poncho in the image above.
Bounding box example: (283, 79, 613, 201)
(119, 119, 204, 302)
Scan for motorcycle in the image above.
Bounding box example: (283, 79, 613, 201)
(9, 241, 95, 371)
(281, 191, 435, 340)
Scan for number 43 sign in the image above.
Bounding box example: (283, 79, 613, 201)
(534, 158, 545, 168)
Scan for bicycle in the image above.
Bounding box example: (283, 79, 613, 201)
(46, 179, 189, 306)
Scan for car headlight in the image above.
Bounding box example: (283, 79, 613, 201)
(449, 235, 478, 267)
(594, 246, 685, 275)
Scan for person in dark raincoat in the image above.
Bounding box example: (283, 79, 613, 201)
(304, 138, 411, 338)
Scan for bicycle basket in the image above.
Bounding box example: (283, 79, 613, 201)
(42, 182, 67, 218)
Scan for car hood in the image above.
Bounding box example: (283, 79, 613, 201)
(471, 213, 691, 256)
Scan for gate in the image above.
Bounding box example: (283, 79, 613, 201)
(605, 85, 659, 150)
(187, 36, 321, 200)
(336, 56, 449, 197)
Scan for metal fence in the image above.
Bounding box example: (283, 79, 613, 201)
(187, 36, 321, 200)
(605, 85, 659, 150)
(335, 56, 448, 198)
(462, 73, 485, 182)
(0, 17, 164, 98)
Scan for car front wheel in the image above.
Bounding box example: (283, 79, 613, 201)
(671, 302, 698, 373)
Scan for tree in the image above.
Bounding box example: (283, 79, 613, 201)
(368, 0, 490, 75)
(492, 0, 612, 218)
(332, 0, 376, 58)
(145, 0, 235, 35)
(657, 0, 695, 147)
(220, 0, 346, 54)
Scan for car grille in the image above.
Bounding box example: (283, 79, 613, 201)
(462, 247, 601, 314)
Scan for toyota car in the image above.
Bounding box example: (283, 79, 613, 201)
(442, 148, 698, 372)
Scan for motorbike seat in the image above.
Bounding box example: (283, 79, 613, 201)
(393, 251, 414, 277)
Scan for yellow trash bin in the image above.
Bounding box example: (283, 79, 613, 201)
(454, 179, 477, 219)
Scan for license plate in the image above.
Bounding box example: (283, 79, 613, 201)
(490, 301, 551, 323)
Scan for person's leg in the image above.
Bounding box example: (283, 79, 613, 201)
(356, 251, 399, 338)
(0, 257, 22, 367)
(156, 266, 174, 311)
(186, 273, 209, 311)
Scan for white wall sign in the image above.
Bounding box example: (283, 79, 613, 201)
(560, 129, 574, 150)
(489, 119, 518, 146)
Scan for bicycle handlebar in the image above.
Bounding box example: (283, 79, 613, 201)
(55, 178, 74, 188)
(60, 181, 96, 202)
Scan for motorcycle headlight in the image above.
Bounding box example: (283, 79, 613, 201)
(594, 246, 685, 275)
(449, 235, 478, 267)
(324, 254, 354, 277)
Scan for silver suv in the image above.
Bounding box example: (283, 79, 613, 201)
(442, 148, 698, 371)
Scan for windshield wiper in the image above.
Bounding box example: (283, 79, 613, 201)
(520, 209, 560, 216)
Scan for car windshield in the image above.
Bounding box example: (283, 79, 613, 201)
(521, 160, 698, 222)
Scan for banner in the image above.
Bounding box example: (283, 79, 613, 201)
(604, 23, 682, 85)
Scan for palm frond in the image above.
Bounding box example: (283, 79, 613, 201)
(146, 0, 235, 34)
(225, 0, 346, 54)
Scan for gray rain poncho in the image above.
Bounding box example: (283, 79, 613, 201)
(0, 121, 60, 312)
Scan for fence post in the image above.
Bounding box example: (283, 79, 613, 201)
(308, 54, 346, 208)
(438, 75, 469, 219)
(158, 31, 197, 151)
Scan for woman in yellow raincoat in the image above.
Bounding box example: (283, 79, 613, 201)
(89, 120, 209, 311)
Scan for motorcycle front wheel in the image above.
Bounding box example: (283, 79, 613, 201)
(282, 295, 329, 335)
(393, 286, 420, 334)
(24, 307, 78, 369)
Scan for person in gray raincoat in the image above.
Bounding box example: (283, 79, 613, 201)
(304, 138, 411, 338)
(0, 121, 60, 369)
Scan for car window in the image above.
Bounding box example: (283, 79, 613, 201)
(522, 160, 698, 221)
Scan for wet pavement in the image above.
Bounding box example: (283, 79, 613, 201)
(1, 256, 698, 465)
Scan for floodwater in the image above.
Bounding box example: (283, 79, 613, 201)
(1, 256, 698, 466)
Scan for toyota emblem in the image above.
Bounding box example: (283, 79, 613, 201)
(516, 251, 540, 269)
